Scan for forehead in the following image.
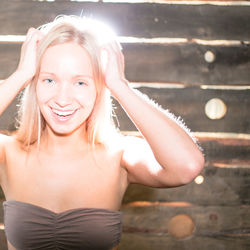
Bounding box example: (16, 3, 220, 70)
(40, 42, 94, 76)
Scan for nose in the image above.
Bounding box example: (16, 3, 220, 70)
(54, 82, 72, 108)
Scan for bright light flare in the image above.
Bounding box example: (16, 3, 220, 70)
(88, 19, 118, 46)
(194, 175, 204, 184)
(39, 15, 118, 47)
(0, 35, 25, 43)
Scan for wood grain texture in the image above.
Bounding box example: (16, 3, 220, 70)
(0, 92, 19, 131)
(199, 137, 250, 163)
(118, 204, 250, 250)
(0, 43, 20, 80)
(123, 43, 250, 84)
(1, 42, 250, 84)
(113, 86, 250, 133)
(0, 1, 250, 40)
(120, 228, 250, 250)
(121, 204, 250, 235)
(122, 162, 250, 206)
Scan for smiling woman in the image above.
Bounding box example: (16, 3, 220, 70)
(36, 43, 97, 136)
(0, 15, 204, 250)
(16, 17, 115, 149)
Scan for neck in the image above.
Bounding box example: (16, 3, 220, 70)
(39, 126, 90, 155)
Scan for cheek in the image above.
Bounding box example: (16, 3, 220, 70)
(36, 83, 53, 104)
(75, 87, 97, 107)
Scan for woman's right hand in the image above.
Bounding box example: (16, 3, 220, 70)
(16, 27, 44, 85)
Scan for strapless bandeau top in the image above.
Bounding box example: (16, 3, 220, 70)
(3, 200, 122, 250)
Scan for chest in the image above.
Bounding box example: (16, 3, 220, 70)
(2, 146, 128, 209)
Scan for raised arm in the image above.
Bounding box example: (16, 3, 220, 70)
(102, 42, 204, 188)
(0, 28, 43, 164)
(0, 28, 43, 116)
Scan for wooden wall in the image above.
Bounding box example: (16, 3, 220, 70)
(0, 0, 250, 249)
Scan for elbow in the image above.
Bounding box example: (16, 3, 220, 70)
(181, 153, 205, 185)
(157, 152, 205, 188)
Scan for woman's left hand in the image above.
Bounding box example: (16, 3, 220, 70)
(101, 41, 128, 93)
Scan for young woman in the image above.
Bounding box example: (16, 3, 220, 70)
(0, 16, 204, 250)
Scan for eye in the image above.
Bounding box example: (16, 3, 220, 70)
(44, 78, 55, 84)
(76, 81, 87, 86)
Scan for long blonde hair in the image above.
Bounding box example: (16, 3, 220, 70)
(15, 16, 118, 150)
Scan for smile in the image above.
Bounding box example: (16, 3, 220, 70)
(51, 108, 77, 121)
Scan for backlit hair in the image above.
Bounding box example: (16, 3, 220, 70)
(15, 15, 119, 150)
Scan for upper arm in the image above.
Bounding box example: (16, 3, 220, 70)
(121, 135, 203, 188)
(121, 136, 171, 188)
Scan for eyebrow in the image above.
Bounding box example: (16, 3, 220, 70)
(39, 72, 55, 75)
(74, 74, 94, 80)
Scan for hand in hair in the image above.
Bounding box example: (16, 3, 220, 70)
(101, 41, 128, 95)
(17, 27, 44, 85)
(0, 28, 44, 116)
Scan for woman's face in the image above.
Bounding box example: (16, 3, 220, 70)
(36, 42, 97, 136)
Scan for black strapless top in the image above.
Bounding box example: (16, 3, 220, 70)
(3, 200, 122, 250)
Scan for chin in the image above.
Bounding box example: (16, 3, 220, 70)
(47, 121, 86, 137)
(52, 128, 75, 136)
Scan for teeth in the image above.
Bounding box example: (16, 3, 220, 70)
(52, 109, 75, 116)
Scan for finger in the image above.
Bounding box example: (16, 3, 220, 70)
(36, 30, 45, 41)
(102, 43, 125, 74)
(25, 28, 44, 46)
(110, 42, 125, 71)
(25, 27, 37, 43)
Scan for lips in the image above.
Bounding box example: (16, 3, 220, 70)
(51, 108, 77, 122)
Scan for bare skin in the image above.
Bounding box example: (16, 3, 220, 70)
(0, 26, 204, 250)
(2, 137, 128, 212)
(1, 135, 128, 250)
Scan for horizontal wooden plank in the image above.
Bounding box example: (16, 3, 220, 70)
(104, 0, 250, 4)
(199, 137, 250, 163)
(0, 1, 250, 40)
(119, 204, 250, 249)
(0, 43, 20, 80)
(122, 163, 250, 205)
(121, 204, 250, 234)
(1, 85, 249, 133)
(1, 43, 250, 84)
(6, 0, 250, 4)
(123, 43, 250, 84)
(0, 93, 19, 131)
(120, 230, 250, 250)
(113, 86, 250, 133)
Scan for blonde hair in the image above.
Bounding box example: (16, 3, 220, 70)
(15, 16, 119, 150)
